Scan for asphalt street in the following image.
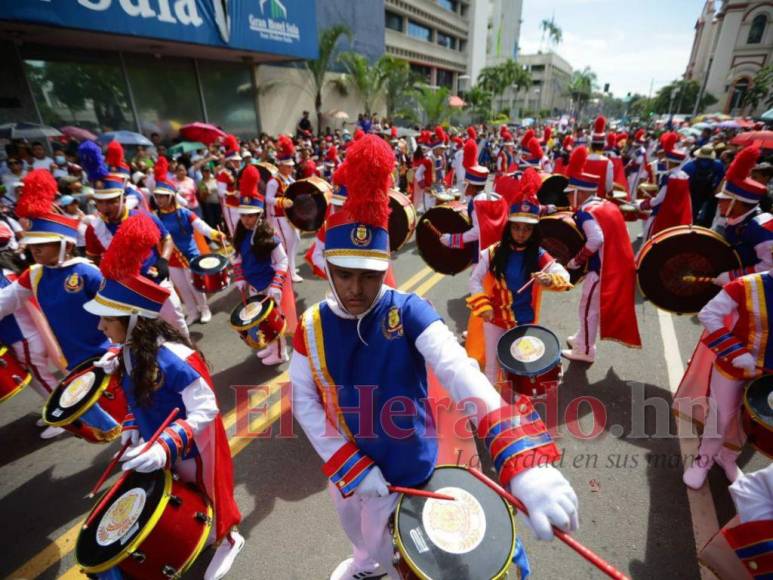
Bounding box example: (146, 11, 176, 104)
(1, 223, 768, 580)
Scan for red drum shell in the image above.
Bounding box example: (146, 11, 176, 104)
(190, 254, 231, 293)
(229, 295, 286, 350)
(0, 345, 31, 403)
(508, 365, 562, 399)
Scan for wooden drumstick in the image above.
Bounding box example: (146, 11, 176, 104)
(516, 260, 557, 295)
(682, 275, 714, 284)
(86, 441, 131, 499)
(388, 486, 455, 501)
(83, 407, 180, 529)
(468, 468, 630, 580)
(423, 219, 443, 238)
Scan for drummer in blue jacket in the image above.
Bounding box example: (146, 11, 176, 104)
(290, 136, 578, 580)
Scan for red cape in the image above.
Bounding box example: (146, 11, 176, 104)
(590, 200, 642, 347)
(650, 174, 692, 237)
(474, 197, 508, 249)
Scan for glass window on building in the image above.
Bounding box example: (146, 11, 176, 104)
(124, 54, 203, 141)
(22, 46, 134, 134)
(385, 10, 404, 32)
(408, 20, 432, 42)
(747, 14, 767, 44)
(410, 63, 433, 84)
(198, 61, 257, 139)
(437, 32, 457, 50)
(728, 78, 750, 112)
(436, 68, 454, 89)
(437, 0, 458, 12)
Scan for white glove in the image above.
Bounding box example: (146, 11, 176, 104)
(545, 204, 558, 215)
(268, 286, 282, 304)
(121, 442, 168, 473)
(712, 271, 731, 287)
(566, 258, 580, 270)
(355, 465, 390, 497)
(509, 465, 579, 541)
(121, 428, 139, 447)
(731, 352, 757, 372)
(94, 350, 120, 375)
(439, 233, 452, 248)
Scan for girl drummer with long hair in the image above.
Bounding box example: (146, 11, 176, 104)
(83, 213, 243, 580)
(467, 168, 572, 385)
(231, 164, 296, 365)
(150, 157, 226, 326)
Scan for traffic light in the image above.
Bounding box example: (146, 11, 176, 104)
(603, 83, 610, 93)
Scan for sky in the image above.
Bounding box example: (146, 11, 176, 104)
(517, 0, 707, 98)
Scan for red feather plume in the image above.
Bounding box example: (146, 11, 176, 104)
(568, 146, 589, 179)
(277, 134, 296, 157)
(463, 139, 478, 169)
(661, 132, 678, 154)
(390, 126, 397, 139)
(499, 125, 508, 137)
(467, 126, 477, 140)
(341, 135, 394, 227)
(101, 213, 160, 279)
(606, 133, 617, 148)
(105, 141, 125, 167)
(154, 156, 169, 183)
(239, 165, 260, 199)
(332, 162, 348, 186)
(434, 126, 445, 143)
(353, 128, 365, 141)
(634, 129, 645, 141)
(224, 135, 239, 154)
(17, 169, 57, 219)
(520, 129, 534, 149)
(563, 135, 574, 149)
(528, 138, 543, 159)
(543, 126, 552, 141)
(520, 168, 542, 201)
(593, 116, 606, 134)
(726, 145, 760, 183)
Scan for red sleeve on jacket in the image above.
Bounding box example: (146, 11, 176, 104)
(16, 268, 31, 289)
(292, 322, 307, 355)
(85, 225, 105, 258)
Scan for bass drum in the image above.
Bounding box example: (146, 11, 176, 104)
(417, 202, 475, 275)
(636, 225, 741, 314)
(255, 161, 278, 184)
(388, 190, 417, 252)
(538, 212, 587, 284)
(741, 376, 773, 458)
(285, 176, 332, 232)
(537, 173, 570, 208)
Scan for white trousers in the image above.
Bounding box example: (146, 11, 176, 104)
(574, 271, 600, 357)
(11, 337, 57, 399)
(329, 483, 400, 579)
(159, 279, 190, 340)
(698, 368, 744, 464)
(272, 216, 300, 275)
(170, 266, 208, 317)
(222, 204, 240, 238)
(483, 321, 506, 385)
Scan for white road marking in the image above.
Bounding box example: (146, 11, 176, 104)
(656, 308, 719, 580)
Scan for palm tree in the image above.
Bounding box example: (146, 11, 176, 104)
(465, 85, 494, 123)
(376, 55, 420, 120)
(478, 60, 531, 117)
(305, 25, 352, 134)
(411, 85, 452, 126)
(567, 67, 598, 120)
(540, 18, 562, 50)
(339, 52, 384, 116)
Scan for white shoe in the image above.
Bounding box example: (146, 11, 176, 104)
(291, 273, 303, 283)
(204, 530, 245, 580)
(185, 311, 199, 326)
(256, 346, 273, 358)
(262, 350, 289, 366)
(683, 456, 713, 490)
(199, 307, 212, 324)
(40, 426, 65, 439)
(561, 349, 595, 364)
(36, 417, 47, 427)
(330, 557, 384, 580)
(566, 335, 577, 350)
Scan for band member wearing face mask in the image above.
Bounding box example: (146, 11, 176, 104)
(289, 135, 578, 580)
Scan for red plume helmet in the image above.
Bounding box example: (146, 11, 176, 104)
(593, 116, 606, 134)
(520, 129, 535, 150)
(661, 132, 678, 154)
(105, 140, 125, 168)
(224, 135, 239, 154)
(154, 156, 169, 183)
(563, 135, 575, 149)
(499, 125, 508, 137)
(101, 213, 161, 279)
(726, 145, 760, 184)
(17, 169, 57, 219)
(277, 134, 296, 158)
(239, 164, 261, 199)
(467, 126, 477, 140)
(520, 168, 542, 202)
(390, 126, 398, 139)
(543, 126, 552, 142)
(341, 135, 394, 227)
(568, 146, 589, 179)
(463, 139, 478, 169)
(528, 138, 543, 159)
(434, 125, 446, 143)
(634, 128, 645, 142)
(606, 133, 617, 149)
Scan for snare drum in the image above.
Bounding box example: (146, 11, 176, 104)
(741, 376, 773, 458)
(190, 253, 231, 293)
(43, 358, 127, 443)
(497, 325, 562, 399)
(0, 344, 32, 404)
(76, 469, 212, 579)
(388, 190, 417, 252)
(229, 294, 286, 350)
(392, 466, 517, 580)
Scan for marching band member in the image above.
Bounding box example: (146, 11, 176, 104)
(151, 157, 225, 325)
(585, 117, 614, 197)
(104, 140, 149, 212)
(713, 146, 773, 281)
(232, 165, 294, 365)
(266, 135, 301, 283)
(305, 164, 347, 280)
(562, 147, 642, 363)
(496, 129, 517, 179)
(290, 135, 578, 580)
(638, 132, 692, 240)
(83, 213, 243, 580)
(626, 129, 649, 197)
(84, 165, 189, 339)
(411, 145, 432, 213)
(467, 168, 572, 384)
(216, 135, 242, 237)
(427, 126, 447, 210)
(453, 133, 467, 192)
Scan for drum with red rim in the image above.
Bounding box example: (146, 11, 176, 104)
(417, 201, 475, 275)
(285, 176, 332, 232)
(76, 469, 213, 579)
(43, 357, 128, 443)
(0, 344, 32, 404)
(190, 253, 231, 293)
(538, 211, 587, 284)
(392, 466, 517, 580)
(497, 325, 562, 399)
(388, 190, 417, 252)
(741, 375, 773, 458)
(229, 294, 286, 350)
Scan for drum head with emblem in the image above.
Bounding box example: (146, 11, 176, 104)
(285, 177, 331, 232)
(497, 325, 561, 378)
(76, 470, 168, 571)
(394, 466, 515, 580)
(229, 294, 271, 330)
(44, 358, 111, 427)
(636, 225, 741, 314)
(190, 253, 229, 276)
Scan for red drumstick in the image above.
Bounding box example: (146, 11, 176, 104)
(388, 486, 455, 501)
(83, 407, 180, 529)
(468, 467, 630, 580)
(516, 259, 556, 295)
(86, 440, 131, 499)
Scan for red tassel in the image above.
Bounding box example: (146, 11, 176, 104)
(463, 139, 478, 169)
(17, 169, 57, 218)
(239, 165, 260, 199)
(568, 146, 589, 179)
(341, 135, 393, 227)
(543, 126, 552, 141)
(105, 141, 125, 168)
(101, 214, 161, 279)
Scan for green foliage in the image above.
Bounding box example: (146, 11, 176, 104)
(566, 67, 597, 120)
(410, 85, 452, 126)
(463, 84, 494, 123)
(742, 65, 773, 111)
(305, 25, 352, 133)
(540, 18, 562, 47)
(651, 79, 716, 114)
(339, 52, 382, 116)
(376, 55, 421, 120)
